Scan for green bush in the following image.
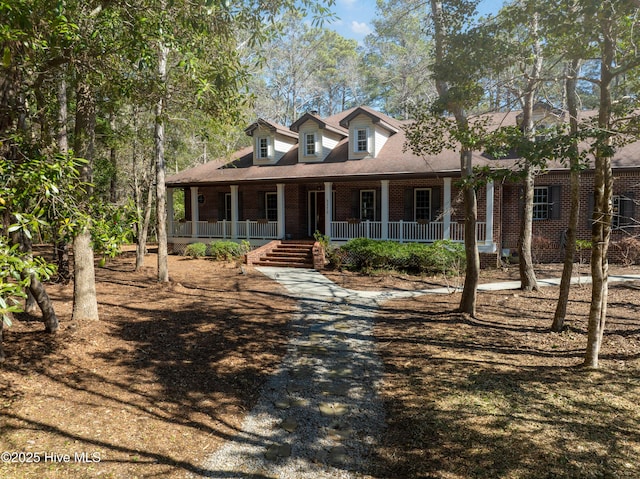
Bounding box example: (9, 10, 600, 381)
(208, 240, 250, 261)
(184, 242, 207, 258)
(335, 238, 465, 275)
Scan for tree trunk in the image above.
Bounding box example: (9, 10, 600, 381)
(137, 179, 154, 271)
(517, 13, 543, 292)
(24, 272, 59, 333)
(155, 41, 170, 282)
(518, 165, 538, 291)
(72, 228, 99, 321)
(55, 71, 71, 284)
(109, 114, 118, 203)
(429, 0, 479, 316)
(72, 79, 99, 320)
(552, 58, 581, 332)
(584, 14, 615, 368)
(460, 161, 480, 316)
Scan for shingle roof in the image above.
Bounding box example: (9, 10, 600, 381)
(166, 107, 640, 187)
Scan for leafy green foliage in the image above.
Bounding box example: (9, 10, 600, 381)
(334, 238, 465, 275)
(184, 242, 207, 258)
(0, 238, 56, 326)
(90, 201, 137, 261)
(208, 240, 250, 261)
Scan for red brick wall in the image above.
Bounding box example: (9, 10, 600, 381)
(499, 170, 640, 264)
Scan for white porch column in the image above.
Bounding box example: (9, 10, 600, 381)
(230, 185, 239, 240)
(381, 180, 389, 240)
(324, 182, 333, 239)
(190, 186, 199, 238)
(485, 179, 495, 246)
(167, 187, 175, 237)
(443, 177, 452, 240)
(277, 183, 286, 239)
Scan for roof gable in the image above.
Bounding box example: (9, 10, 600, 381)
(290, 112, 348, 137)
(245, 119, 298, 140)
(338, 106, 400, 135)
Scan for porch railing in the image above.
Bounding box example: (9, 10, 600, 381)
(170, 220, 277, 240)
(331, 220, 487, 243)
(171, 220, 487, 243)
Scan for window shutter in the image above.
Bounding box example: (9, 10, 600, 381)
(376, 189, 382, 221)
(620, 192, 635, 227)
(431, 187, 441, 221)
(218, 192, 225, 220)
(351, 189, 359, 218)
(550, 185, 562, 220)
(404, 188, 414, 221)
(257, 191, 265, 219)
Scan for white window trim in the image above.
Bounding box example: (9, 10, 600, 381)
(354, 127, 369, 153)
(360, 189, 376, 221)
(304, 132, 317, 157)
(414, 188, 432, 221)
(533, 186, 550, 220)
(257, 136, 271, 159)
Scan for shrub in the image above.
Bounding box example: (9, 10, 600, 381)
(336, 238, 465, 275)
(612, 237, 640, 266)
(208, 240, 250, 261)
(184, 243, 207, 258)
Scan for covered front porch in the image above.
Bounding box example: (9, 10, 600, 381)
(167, 178, 497, 252)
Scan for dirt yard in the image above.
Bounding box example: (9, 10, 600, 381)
(1, 251, 639, 478)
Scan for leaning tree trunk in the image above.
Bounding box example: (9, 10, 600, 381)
(22, 271, 59, 333)
(552, 58, 581, 332)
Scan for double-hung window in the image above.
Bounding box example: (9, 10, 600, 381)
(356, 128, 368, 153)
(305, 133, 316, 156)
(533, 186, 550, 220)
(258, 137, 269, 159)
(265, 192, 278, 221)
(360, 190, 376, 221)
(415, 188, 431, 221)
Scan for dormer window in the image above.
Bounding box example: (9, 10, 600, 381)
(258, 137, 270, 159)
(305, 133, 316, 156)
(356, 128, 368, 152)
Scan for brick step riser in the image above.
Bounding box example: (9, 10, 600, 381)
(254, 261, 314, 268)
(271, 252, 312, 257)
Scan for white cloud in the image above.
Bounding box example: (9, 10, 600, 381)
(351, 21, 372, 35)
(340, 0, 358, 6)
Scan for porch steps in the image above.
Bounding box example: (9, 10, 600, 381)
(253, 241, 315, 268)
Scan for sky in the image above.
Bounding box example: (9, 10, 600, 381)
(327, 0, 507, 42)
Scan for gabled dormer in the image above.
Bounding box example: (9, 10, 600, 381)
(339, 106, 399, 160)
(290, 112, 348, 163)
(245, 119, 298, 165)
(516, 102, 565, 132)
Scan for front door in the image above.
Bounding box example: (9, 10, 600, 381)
(308, 191, 325, 236)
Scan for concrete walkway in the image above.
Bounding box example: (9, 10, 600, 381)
(198, 268, 640, 478)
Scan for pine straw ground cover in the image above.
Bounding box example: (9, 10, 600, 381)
(0, 250, 296, 479)
(1, 253, 639, 479)
(328, 265, 640, 479)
